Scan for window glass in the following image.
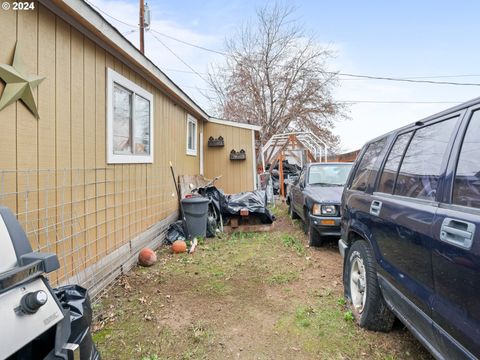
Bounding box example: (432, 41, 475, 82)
(350, 138, 387, 191)
(187, 116, 197, 154)
(378, 132, 413, 194)
(108, 69, 153, 163)
(394, 118, 458, 200)
(308, 164, 353, 186)
(113, 84, 132, 154)
(134, 95, 150, 155)
(453, 111, 480, 208)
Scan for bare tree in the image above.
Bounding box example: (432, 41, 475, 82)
(206, 3, 346, 149)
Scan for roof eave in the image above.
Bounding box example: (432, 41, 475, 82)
(43, 0, 210, 121)
(208, 117, 261, 131)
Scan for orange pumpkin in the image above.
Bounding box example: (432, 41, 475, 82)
(138, 247, 157, 267)
(171, 240, 187, 254)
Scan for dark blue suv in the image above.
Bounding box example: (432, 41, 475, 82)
(339, 98, 480, 359)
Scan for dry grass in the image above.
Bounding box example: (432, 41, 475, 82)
(92, 204, 432, 360)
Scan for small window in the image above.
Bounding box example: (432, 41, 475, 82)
(377, 132, 413, 194)
(394, 118, 458, 200)
(350, 138, 387, 192)
(107, 68, 153, 163)
(186, 115, 197, 156)
(453, 111, 480, 208)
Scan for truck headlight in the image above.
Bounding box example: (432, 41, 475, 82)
(321, 205, 337, 216)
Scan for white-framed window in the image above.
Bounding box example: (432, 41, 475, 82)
(107, 68, 154, 164)
(186, 114, 197, 156)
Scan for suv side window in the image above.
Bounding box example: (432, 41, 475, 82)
(394, 117, 458, 200)
(378, 131, 413, 194)
(453, 110, 480, 208)
(350, 138, 387, 191)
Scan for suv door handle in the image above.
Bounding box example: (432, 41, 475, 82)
(440, 218, 476, 250)
(370, 200, 382, 216)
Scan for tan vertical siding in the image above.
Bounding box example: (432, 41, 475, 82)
(203, 122, 254, 194)
(38, 6, 57, 263)
(71, 28, 85, 274)
(0, 2, 17, 214)
(0, 4, 200, 287)
(16, 9, 38, 265)
(83, 38, 97, 268)
(55, 18, 73, 277)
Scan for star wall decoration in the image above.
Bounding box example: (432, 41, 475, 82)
(0, 42, 45, 119)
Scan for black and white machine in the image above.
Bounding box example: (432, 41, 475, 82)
(0, 207, 80, 359)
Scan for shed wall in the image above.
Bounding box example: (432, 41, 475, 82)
(203, 122, 255, 194)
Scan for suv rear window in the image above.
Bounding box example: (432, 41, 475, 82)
(453, 110, 480, 208)
(394, 117, 458, 200)
(378, 131, 413, 194)
(350, 138, 387, 191)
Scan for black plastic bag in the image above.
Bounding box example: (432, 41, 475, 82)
(223, 190, 275, 224)
(165, 220, 186, 244)
(54, 285, 101, 360)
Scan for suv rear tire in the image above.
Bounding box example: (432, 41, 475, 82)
(345, 240, 395, 332)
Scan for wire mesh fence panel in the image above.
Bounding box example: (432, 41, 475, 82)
(0, 167, 177, 299)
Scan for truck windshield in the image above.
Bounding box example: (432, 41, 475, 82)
(308, 164, 353, 186)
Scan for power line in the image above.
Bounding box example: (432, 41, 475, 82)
(86, 0, 209, 82)
(86, 1, 480, 88)
(334, 72, 480, 87)
(85, 0, 226, 56)
(392, 74, 480, 79)
(163, 67, 480, 82)
(176, 83, 465, 104)
(164, 68, 208, 75)
(122, 29, 138, 36)
(86, 0, 137, 28)
(149, 29, 227, 56)
(338, 74, 480, 81)
(162, 67, 480, 87)
(148, 32, 208, 83)
(339, 100, 463, 104)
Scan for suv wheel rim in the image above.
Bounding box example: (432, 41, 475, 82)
(350, 257, 367, 313)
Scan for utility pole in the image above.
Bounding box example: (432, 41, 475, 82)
(139, 0, 145, 54)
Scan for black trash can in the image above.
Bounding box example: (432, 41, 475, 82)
(181, 197, 209, 238)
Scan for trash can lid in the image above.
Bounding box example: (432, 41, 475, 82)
(181, 197, 209, 204)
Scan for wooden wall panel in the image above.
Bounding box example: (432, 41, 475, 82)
(16, 9, 38, 246)
(111, 59, 123, 249)
(70, 28, 85, 274)
(55, 18, 73, 280)
(95, 46, 106, 260)
(83, 38, 97, 268)
(203, 122, 254, 194)
(104, 53, 116, 253)
(38, 6, 57, 261)
(0, 4, 209, 286)
(0, 0, 17, 215)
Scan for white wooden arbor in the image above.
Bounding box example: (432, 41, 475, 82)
(261, 132, 329, 197)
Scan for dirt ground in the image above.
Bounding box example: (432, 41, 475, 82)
(92, 205, 433, 360)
